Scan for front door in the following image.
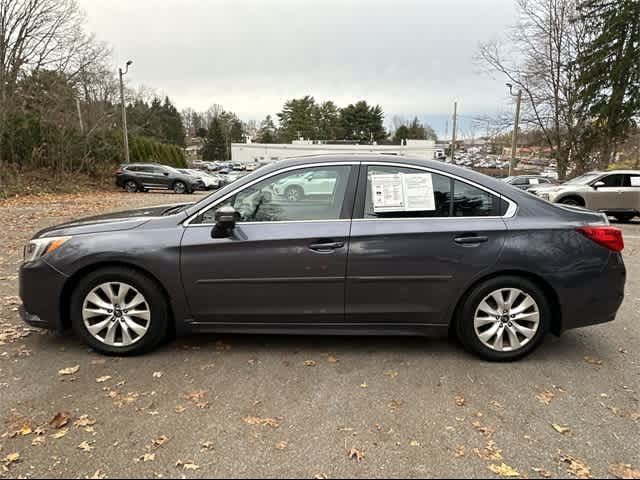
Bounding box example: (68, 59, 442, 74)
(346, 163, 509, 326)
(587, 174, 625, 211)
(180, 164, 358, 325)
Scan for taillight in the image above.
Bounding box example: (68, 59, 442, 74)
(577, 226, 624, 252)
(115, 168, 123, 175)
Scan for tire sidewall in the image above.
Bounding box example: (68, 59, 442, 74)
(70, 268, 169, 356)
(173, 181, 187, 194)
(456, 276, 551, 362)
(125, 181, 139, 193)
(285, 185, 303, 201)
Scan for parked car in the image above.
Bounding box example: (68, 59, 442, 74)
(529, 170, 640, 222)
(503, 175, 556, 191)
(178, 169, 221, 190)
(21, 155, 625, 360)
(231, 161, 246, 171)
(272, 169, 337, 201)
(115, 164, 204, 194)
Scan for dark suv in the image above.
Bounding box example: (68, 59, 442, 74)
(115, 163, 204, 194)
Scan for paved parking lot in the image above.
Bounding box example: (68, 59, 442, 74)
(0, 191, 638, 479)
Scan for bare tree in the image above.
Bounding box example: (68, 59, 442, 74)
(477, 0, 589, 178)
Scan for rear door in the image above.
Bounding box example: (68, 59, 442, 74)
(620, 173, 640, 212)
(346, 162, 510, 326)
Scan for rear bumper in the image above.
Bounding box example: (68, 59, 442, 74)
(19, 259, 68, 332)
(557, 253, 626, 332)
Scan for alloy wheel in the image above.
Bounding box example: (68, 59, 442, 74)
(286, 187, 301, 201)
(82, 282, 151, 347)
(125, 181, 138, 193)
(473, 288, 540, 352)
(174, 182, 186, 194)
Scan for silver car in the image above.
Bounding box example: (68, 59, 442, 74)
(531, 170, 640, 222)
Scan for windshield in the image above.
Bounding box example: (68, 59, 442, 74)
(563, 173, 601, 185)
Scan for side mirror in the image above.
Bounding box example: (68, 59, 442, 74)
(212, 206, 237, 238)
(593, 181, 605, 189)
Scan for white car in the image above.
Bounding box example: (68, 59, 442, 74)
(272, 170, 337, 201)
(179, 169, 221, 190)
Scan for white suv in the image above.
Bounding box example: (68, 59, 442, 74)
(272, 170, 337, 201)
(530, 170, 640, 222)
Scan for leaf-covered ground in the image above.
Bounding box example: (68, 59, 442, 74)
(0, 191, 639, 478)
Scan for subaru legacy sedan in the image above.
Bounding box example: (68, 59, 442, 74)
(19, 155, 626, 361)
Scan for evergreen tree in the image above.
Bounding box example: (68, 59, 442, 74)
(256, 115, 277, 143)
(277, 96, 317, 141)
(575, 0, 640, 165)
(203, 116, 227, 161)
(340, 101, 386, 142)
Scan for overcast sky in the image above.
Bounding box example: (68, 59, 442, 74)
(78, 0, 518, 136)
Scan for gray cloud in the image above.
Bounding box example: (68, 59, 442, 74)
(79, 0, 517, 133)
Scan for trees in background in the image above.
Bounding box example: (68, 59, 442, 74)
(575, 0, 640, 167)
(256, 115, 277, 143)
(392, 116, 438, 143)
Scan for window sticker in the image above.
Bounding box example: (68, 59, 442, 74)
(630, 177, 640, 187)
(372, 173, 435, 212)
(530, 178, 540, 185)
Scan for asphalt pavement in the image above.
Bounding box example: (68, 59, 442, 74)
(0, 191, 638, 479)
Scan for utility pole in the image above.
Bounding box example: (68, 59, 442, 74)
(119, 60, 133, 164)
(450, 101, 458, 162)
(507, 83, 522, 176)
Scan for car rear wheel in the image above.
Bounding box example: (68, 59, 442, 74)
(613, 213, 635, 223)
(456, 276, 550, 361)
(70, 267, 170, 356)
(124, 180, 139, 193)
(173, 181, 187, 194)
(285, 185, 303, 202)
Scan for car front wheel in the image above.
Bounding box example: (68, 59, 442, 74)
(285, 185, 303, 202)
(456, 276, 550, 361)
(70, 267, 170, 356)
(173, 181, 187, 194)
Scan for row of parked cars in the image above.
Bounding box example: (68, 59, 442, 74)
(115, 163, 249, 194)
(503, 170, 640, 222)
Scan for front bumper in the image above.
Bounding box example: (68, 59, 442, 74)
(19, 259, 68, 331)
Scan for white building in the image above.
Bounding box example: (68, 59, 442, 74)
(232, 139, 443, 165)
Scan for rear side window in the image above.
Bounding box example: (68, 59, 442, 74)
(624, 174, 640, 187)
(599, 174, 624, 187)
(364, 165, 508, 218)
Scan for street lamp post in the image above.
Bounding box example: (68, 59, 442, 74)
(119, 60, 133, 164)
(507, 83, 522, 177)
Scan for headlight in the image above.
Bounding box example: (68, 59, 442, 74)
(23, 236, 72, 263)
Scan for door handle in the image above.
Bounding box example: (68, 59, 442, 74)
(309, 241, 345, 252)
(454, 235, 489, 245)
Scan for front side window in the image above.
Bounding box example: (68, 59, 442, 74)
(364, 165, 507, 218)
(194, 165, 352, 224)
(598, 174, 624, 187)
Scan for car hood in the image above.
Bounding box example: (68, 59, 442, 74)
(34, 203, 193, 238)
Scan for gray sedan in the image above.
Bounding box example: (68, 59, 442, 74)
(19, 155, 626, 361)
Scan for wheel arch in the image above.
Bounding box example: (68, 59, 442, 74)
(60, 261, 175, 334)
(556, 194, 585, 206)
(450, 269, 563, 336)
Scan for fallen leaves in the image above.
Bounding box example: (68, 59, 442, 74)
(304, 360, 317, 367)
(242, 416, 282, 428)
(152, 371, 163, 378)
(49, 411, 71, 429)
(275, 441, 288, 450)
(536, 390, 555, 406)
(74, 415, 96, 428)
(455, 395, 466, 407)
(474, 441, 503, 461)
(58, 365, 80, 376)
(184, 390, 209, 409)
(532, 467, 552, 478)
(472, 421, 496, 438)
(95, 375, 112, 383)
(583, 356, 603, 366)
(78, 440, 95, 453)
(50, 428, 68, 439)
(347, 447, 364, 462)
(176, 460, 200, 471)
(488, 463, 521, 477)
(151, 435, 170, 448)
(2, 452, 20, 470)
(327, 355, 339, 364)
(552, 423, 571, 435)
(388, 400, 403, 411)
(609, 464, 640, 479)
(560, 454, 592, 479)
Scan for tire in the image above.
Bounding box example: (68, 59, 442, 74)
(124, 180, 139, 193)
(173, 181, 187, 194)
(70, 267, 170, 356)
(285, 185, 304, 202)
(455, 276, 551, 362)
(560, 197, 583, 207)
(613, 213, 635, 223)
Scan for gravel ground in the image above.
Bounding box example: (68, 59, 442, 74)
(0, 191, 638, 479)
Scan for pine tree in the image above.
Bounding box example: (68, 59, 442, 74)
(256, 115, 277, 143)
(576, 0, 640, 166)
(203, 116, 227, 161)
